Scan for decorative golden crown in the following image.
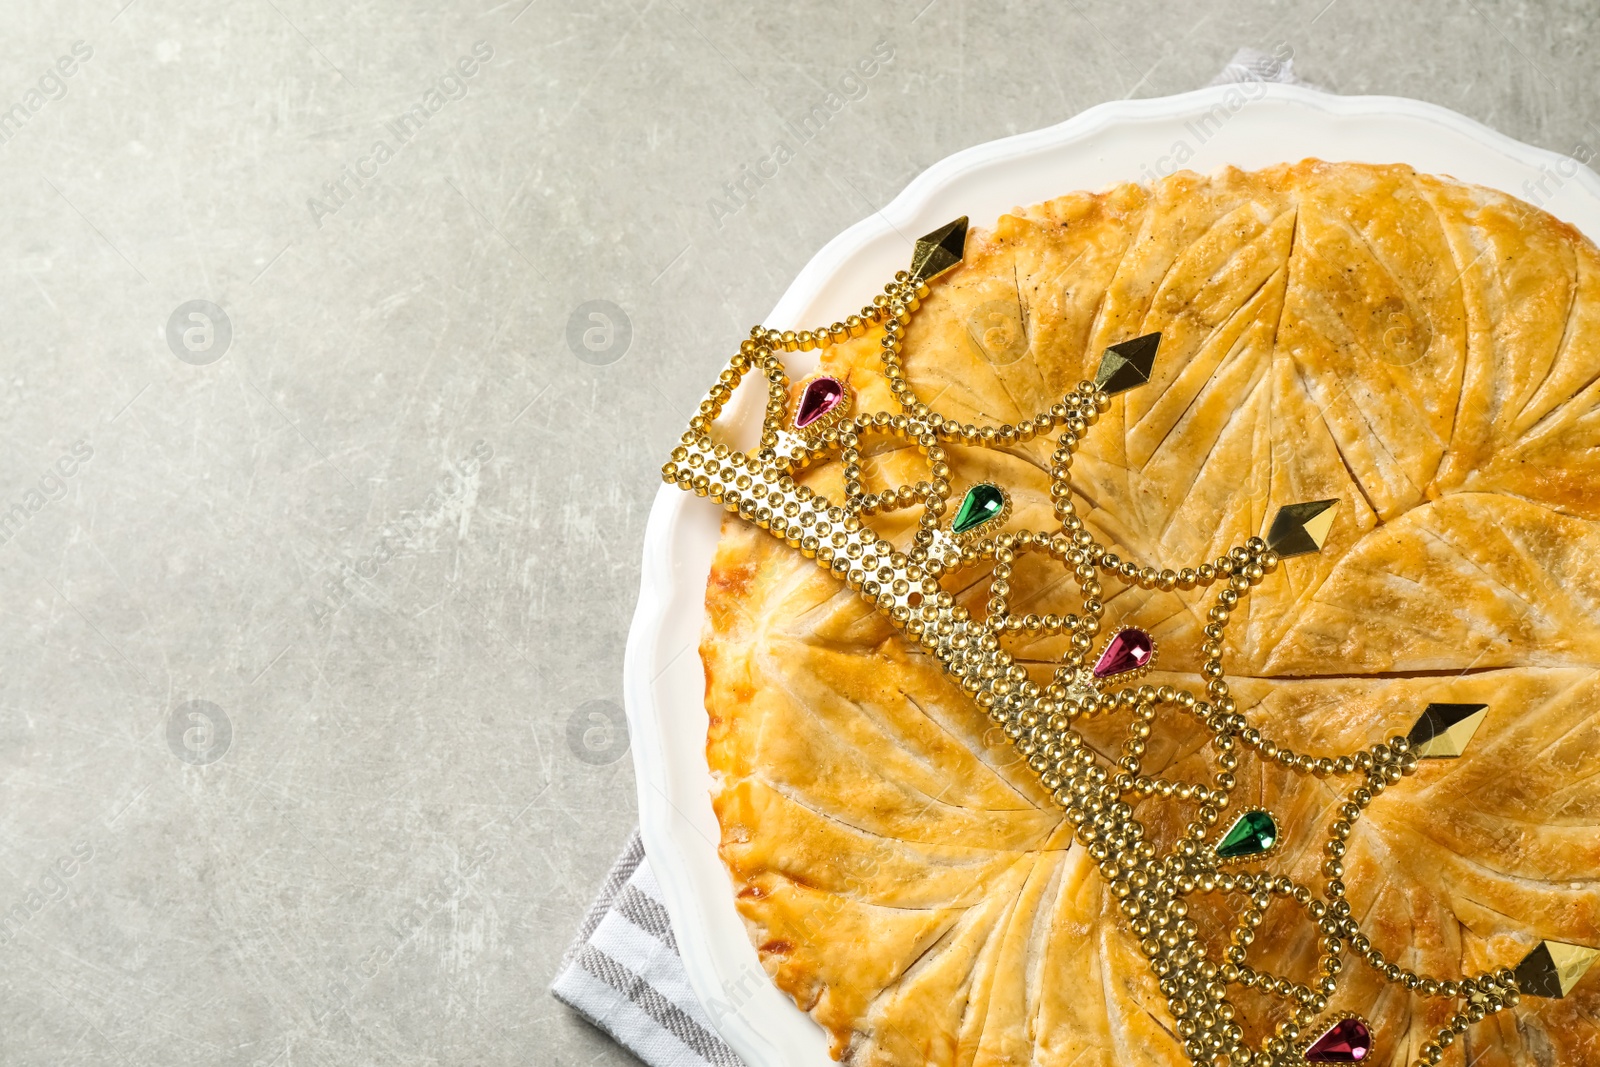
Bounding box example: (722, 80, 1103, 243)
(660, 217, 1595, 1066)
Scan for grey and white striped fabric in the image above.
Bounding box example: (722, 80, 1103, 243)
(1208, 45, 1316, 88)
(550, 831, 745, 1067)
(554, 50, 1317, 1067)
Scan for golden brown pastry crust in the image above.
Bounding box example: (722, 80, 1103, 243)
(701, 161, 1600, 1066)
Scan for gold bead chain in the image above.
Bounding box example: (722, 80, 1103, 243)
(659, 220, 1575, 1067)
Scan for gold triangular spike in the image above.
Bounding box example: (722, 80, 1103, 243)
(1514, 940, 1600, 998)
(1407, 702, 1488, 758)
(1265, 499, 1339, 558)
(910, 217, 968, 280)
(1094, 332, 1161, 394)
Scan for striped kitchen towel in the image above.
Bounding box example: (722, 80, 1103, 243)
(552, 49, 1319, 1067)
(1208, 45, 1317, 88)
(550, 830, 745, 1067)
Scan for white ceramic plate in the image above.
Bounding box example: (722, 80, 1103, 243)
(622, 83, 1600, 1067)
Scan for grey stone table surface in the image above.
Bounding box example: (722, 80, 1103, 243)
(0, 1, 1592, 1064)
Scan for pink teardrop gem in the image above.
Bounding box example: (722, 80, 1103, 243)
(1304, 1018, 1371, 1063)
(1092, 628, 1153, 678)
(795, 376, 846, 428)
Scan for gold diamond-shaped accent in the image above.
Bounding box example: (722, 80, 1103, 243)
(1093, 332, 1161, 394)
(909, 217, 968, 280)
(1514, 940, 1600, 998)
(1407, 702, 1488, 758)
(1265, 499, 1339, 558)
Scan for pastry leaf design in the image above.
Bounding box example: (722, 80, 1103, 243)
(702, 162, 1600, 1065)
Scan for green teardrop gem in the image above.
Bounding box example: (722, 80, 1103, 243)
(1216, 810, 1278, 860)
(952, 483, 1005, 534)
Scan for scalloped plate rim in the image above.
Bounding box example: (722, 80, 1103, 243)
(622, 83, 1600, 1067)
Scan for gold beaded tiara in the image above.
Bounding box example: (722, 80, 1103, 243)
(659, 217, 1596, 1067)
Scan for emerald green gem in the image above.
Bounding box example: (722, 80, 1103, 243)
(1216, 810, 1277, 860)
(952, 483, 1005, 534)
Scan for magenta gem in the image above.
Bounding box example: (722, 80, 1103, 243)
(1304, 1018, 1371, 1063)
(1092, 628, 1153, 678)
(795, 376, 846, 428)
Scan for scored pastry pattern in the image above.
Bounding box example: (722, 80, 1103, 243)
(660, 216, 1595, 1067)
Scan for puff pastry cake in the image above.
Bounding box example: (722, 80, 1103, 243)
(699, 161, 1600, 1066)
